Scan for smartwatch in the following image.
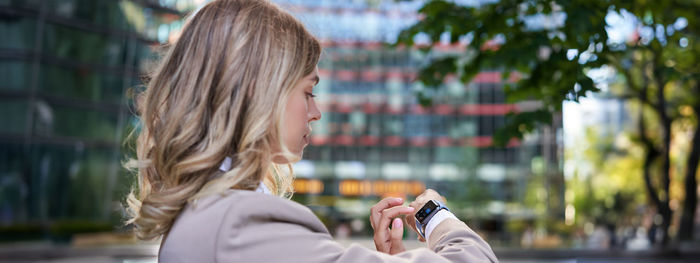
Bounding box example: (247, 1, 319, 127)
(414, 199, 449, 239)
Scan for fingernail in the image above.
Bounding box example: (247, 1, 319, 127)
(393, 218, 402, 228)
(406, 207, 415, 211)
(395, 197, 403, 202)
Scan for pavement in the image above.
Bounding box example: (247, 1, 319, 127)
(1, 239, 698, 263)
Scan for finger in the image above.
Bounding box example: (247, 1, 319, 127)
(402, 216, 418, 237)
(377, 206, 415, 236)
(405, 202, 420, 231)
(370, 197, 404, 228)
(374, 232, 389, 253)
(389, 218, 406, 255)
(373, 225, 392, 253)
(375, 206, 414, 249)
(370, 197, 404, 229)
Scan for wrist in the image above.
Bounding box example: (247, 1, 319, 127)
(424, 209, 458, 240)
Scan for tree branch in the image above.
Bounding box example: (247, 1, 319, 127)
(639, 103, 662, 208)
(650, 44, 673, 246)
(678, 101, 700, 240)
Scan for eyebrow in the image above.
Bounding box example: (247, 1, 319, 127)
(310, 75, 319, 86)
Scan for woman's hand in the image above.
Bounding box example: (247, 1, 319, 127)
(370, 197, 414, 255)
(407, 189, 447, 242)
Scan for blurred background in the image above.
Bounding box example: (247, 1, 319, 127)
(0, 0, 698, 262)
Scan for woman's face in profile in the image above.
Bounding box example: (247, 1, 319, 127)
(275, 67, 322, 163)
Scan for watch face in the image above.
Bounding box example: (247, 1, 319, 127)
(415, 200, 439, 224)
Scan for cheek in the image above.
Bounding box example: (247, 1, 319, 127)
(284, 97, 308, 140)
(291, 97, 309, 123)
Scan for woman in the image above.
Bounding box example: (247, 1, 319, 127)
(125, 0, 497, 262)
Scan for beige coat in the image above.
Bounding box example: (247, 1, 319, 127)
(159, 190, 498, 263)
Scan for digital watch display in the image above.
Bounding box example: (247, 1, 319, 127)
(415, 200, 439, 224)
(414, 200, 449, 239)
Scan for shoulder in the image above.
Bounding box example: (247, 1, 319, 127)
(217, 190, 327, 232)
(159, 190, 328, 262)
(213, 191, 335, 262)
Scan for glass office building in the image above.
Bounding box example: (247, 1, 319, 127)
(0, 0, 196, 231)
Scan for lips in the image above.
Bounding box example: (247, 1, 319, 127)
(303, 129, 311, 144)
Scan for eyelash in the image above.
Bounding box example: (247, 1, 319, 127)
(305, 92, 316, 98)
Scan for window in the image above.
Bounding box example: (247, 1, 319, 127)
(434, 147, 461, 163)
(0, 61, 32, 90)
(42, 23, 128, 67)
(381, 146, 407, 163)
(383, 114, 403, 136)
(35, 103, 119, 141)
(478, 115, 493, 136)
(0, 99, 28, 134)
(0, 17, 37, 50)
(403, 114, 429, 138)
(39, 64, 125, 104)
(408, 147, 430, 163)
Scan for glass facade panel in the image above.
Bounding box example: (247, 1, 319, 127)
(435, 146, 461, 163)
(4, 0, 42, 8)
(0, 142, 27, 223)
(0, 99, 27, 134)
(42, 24, 128, 67)
(46, 0, 128, 31)
(29, 144, 114, 220)
(0, 16, 36, 50)
(0, 61, 32, 90)
(34, 104, 118, 141)
(39, 64, 124, 104)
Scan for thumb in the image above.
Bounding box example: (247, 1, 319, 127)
(389, 218, 406, 255)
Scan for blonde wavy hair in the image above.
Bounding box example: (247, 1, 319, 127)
(125, 0, 321, 240)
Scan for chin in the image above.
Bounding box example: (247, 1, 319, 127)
(292, 148, 304, 161)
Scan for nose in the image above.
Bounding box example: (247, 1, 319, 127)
(308, 99, 321, 122)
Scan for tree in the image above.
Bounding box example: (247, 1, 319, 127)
(568, 127, 647, 239)
(397, 0, 699, 247)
